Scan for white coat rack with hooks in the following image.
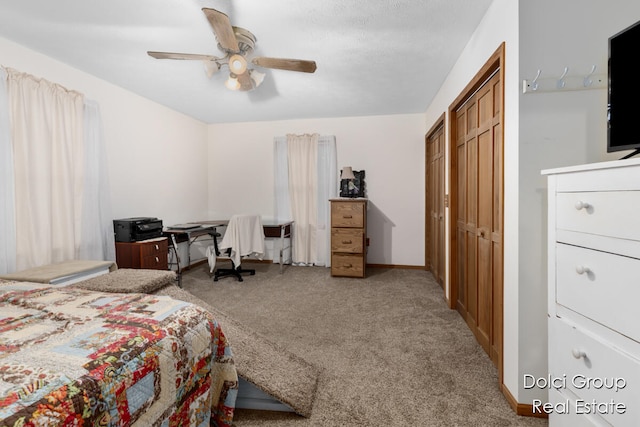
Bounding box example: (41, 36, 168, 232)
(522, 65, 606, 94)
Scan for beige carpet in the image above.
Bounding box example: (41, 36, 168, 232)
(181, 263, 549, 427)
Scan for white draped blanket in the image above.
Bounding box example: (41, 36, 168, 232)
(208, 214, 265, 271)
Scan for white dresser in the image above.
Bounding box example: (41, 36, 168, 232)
(543, 159, 640, 426)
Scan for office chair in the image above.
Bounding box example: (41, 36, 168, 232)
(209, 214, 265, 282)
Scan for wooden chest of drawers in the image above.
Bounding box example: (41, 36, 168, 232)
(115, 237, 168, 270)
(330, 198, 367, 277)
(543, 159, 640, 426)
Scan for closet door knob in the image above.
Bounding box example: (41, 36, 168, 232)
(574, 201, 590, 210)
(575, 265, 591, 275)
(572, 349, 587, 359)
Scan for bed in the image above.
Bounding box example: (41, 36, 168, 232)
(0, 278, 238, 426)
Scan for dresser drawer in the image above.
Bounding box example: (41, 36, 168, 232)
(556, 243, 640, 342)
(331, 228, 364, 253)
(331, 254, 364, 277)
(548, 389, 604, 426)
(331, 202, 365, 228)
(550, 318, 639, 427)
(556, 191, 640, 241)
(141, 254, 168, 269)
(139, 239, 167, 256)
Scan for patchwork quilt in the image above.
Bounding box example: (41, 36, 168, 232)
(0, 280, 237, 427)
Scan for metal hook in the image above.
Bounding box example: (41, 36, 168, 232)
(531, 69, 542, 91)
(583, 65, 597, 87)
(557, 67, 569, 89)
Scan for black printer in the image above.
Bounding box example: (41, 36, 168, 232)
(113, 217, 163, 242)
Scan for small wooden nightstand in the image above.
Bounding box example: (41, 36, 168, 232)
(330, 198, 367, 277)
(115, 237, 168, 270)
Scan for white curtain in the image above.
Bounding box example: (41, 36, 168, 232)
(274, 134, 337, 266)
(78, 100, 116, 262)
(288, 133, 318, 264)
(0, 67, 115, 273)
(316, 135, 337, 265)
(0, 67, 16, 274)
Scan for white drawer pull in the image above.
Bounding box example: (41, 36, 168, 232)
(155, 256, 159, 262)
(574, 200, 590, 210)
(155, 244, 159, 250)
(575, 265, 591, 275)
(572, 348, 587, 359)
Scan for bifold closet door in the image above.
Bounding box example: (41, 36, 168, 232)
(426, 124, 445, 288)
(454, 71, 502, 366)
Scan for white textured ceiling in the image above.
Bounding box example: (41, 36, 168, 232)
(0, 0, 493, 124)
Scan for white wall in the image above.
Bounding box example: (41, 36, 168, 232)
(207, 114, 427, 266)
(0, 37, 209, 227)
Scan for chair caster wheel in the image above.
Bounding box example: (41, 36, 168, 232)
(238, 277, 244, 282)
(213, 277, 219, 282)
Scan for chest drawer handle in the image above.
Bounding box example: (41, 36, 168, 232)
(343, 215, 353, 219)
(155, 244, 159, 250)
(572, 349, 587, 359)
(574, 201, 591, 210)
(342, 240, 353, 244)
(575, 265, 591, 275)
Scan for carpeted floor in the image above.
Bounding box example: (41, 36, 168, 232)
(182, 263, 548, 427)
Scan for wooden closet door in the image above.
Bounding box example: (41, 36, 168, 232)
(455, 113, 467, 314)
(465, 100, 479, 327)
(453, 70, 503, 367)
(490, 74, 503, 365)
(476, 77, 495, 354)
(426, 124, 445, 287)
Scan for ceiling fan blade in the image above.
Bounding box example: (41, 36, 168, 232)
(147, 51, 220, 61)
(251, 57, 317, 73)
(202, 8, 239, 53)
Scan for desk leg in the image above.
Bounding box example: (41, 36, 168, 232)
(288, 225, 293, 268)
(279, 225, 284, 274)
(169, 234, 182, 288)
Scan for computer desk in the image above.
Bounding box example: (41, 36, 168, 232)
(194, 219, 294, 273)
(163, 223, 223, 271)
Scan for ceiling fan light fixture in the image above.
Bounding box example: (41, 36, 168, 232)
(228, 54, 247, 75)
(225, 74, 240, 91)
(203, 60, 220, 79)
(250, 69, 265, 88)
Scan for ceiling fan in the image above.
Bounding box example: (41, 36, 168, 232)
(147, 8, 317, 92)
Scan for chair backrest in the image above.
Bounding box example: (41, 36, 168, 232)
(219, 214, 265, 266)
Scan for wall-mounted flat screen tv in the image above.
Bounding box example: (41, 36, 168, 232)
(608, 19, 640, 159)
